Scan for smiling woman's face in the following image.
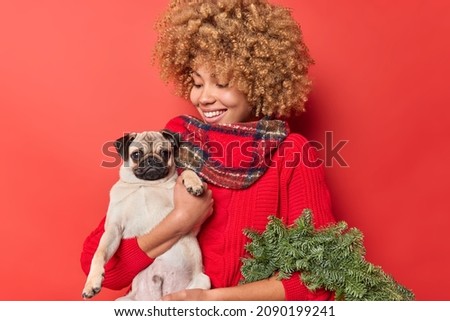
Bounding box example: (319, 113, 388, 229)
(189, 66, 255, 125)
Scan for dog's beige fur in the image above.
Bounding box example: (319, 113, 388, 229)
(82, 131, 210, 300)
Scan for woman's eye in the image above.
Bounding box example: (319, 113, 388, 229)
(193, 83, 202, 88)
(216, 83, 229, 88)
(130, 151, 143, 161)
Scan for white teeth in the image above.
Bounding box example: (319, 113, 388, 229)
(204, 110, 225, 118)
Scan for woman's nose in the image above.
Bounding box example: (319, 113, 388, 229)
(198, 86, 215, 106)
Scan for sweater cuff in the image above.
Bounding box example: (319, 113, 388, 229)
(102, 237, 154, 290)
(118, 237, 154, 267)
(281, 272, 311, 301)
(282, 272, 335, 301)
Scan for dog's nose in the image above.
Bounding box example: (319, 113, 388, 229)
(134, 156, 169, 181)
(140, 156, 165, 169)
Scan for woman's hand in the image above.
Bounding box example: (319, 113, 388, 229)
(162, 276, 286, 301)
(161, 288, 212, 301)
(172, 175, 214, 235)
(137, 175, 213, 258)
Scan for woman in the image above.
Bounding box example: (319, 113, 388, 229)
(81, 0, 336, 300)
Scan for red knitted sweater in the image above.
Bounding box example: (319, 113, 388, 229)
(80, 117, 336, 300)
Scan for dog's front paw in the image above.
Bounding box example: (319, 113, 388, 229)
(82, 273, 104, 299)
(181, 170, 204, 196)
(186, 183, 204, 196)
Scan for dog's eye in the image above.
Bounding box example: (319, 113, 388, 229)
(160, 149, 171, 161)
(130, 150, 143, 161)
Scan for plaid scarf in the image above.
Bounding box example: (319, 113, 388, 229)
(167, 115, 289, 189)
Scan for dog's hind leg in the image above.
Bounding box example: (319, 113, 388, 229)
(115, 276, 162, 301)
(186, 272, 211, 290)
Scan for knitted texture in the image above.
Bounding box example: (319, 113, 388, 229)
(80, 216, 154, 290)
(166, 115, 288, 189)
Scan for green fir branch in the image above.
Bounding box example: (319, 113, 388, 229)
(241, 209, 414, 301)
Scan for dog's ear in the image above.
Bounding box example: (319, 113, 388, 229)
(161, 130, 180, 149)
(114, 133, 136, 160)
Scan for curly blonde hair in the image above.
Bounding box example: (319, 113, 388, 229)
(154, 0, 313, 118)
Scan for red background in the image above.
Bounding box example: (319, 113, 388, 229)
(0, 0, 449, 300)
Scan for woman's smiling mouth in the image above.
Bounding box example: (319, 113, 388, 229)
(201, 109, 227, 122)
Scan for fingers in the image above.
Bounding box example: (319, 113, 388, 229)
(161, 289, 207, 301)
(161, 290, 186, 301)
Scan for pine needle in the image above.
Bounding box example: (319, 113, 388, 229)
(241, 209, 414, 301)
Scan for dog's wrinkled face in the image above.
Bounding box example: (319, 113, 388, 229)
(114, 131, 179, 181)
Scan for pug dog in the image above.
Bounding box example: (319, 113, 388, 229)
(82, 130, 211, 300)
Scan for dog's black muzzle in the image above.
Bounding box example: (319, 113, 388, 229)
(133, 156, 169, 180)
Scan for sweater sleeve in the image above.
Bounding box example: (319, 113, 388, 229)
(278, 134, 336, 301)
(80, 216, 154, 290)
